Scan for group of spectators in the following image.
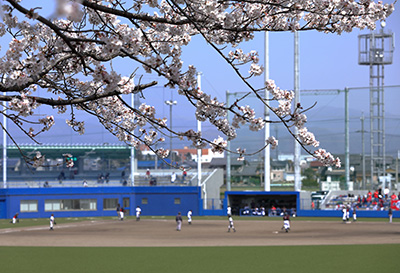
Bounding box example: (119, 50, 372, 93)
(335, 188, 400, 211)
(97, 172, 110, 183)
(144, 169, 188, 186)
(170, 170, 188, 184)
(269, 206, 297, 217)
(241, 206, 266, 216)
(239, 203, 297, 217)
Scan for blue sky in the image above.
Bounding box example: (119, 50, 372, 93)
(3, 1, 400, 158)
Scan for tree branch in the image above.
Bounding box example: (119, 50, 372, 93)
(0, 81, 157, 106)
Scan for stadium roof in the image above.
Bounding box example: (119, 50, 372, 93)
(2, 143, 132, 159)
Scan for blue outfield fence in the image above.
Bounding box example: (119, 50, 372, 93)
(1, 187, 399, 219)
(298, 209, 400, 218)
(0, 186, 202, 219)
(201, 209, 224, 216)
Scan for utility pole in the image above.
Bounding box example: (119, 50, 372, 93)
(396, 150, 399, 190)
(274, 124, 279, 160)
(165, 97, 177, 166)
(226, 90, 231, 191)
(2, 96, 7, 189)
(361, 112, 366, 190)
(345, 87, 350, 190)
(293, 31, 301, 192)
(264, 31, 271, 191)
(197, 72, 202, 187)
(130, 92, 139, 186)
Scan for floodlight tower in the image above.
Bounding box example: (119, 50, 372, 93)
(358, 22, 394, 187)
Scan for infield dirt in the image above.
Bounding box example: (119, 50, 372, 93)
(0, 219, 399, 247)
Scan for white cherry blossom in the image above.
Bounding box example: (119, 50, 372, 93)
(266, 136, 278, 150)
(0, 0, 394, 167)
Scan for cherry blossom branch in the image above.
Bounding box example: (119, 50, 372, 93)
(165, 1, 339, 164)
(7, 0, 90, 71)
(0, 81, 157, 106)
(0, 0, 394, 168)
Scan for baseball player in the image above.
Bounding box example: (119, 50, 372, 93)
(282, 213, 290, 232)
(187, 210, 193, 225)
(176, 212, 182, 231)
(49, 214, 56, 230)
(342, 205, 347, 223)
(227, 215, 236, 232)
(10, 213, 19, 224)
(227, 206, 232, 216)
(136, 206, 141, 221)
(346, 205, 350, 221)
(261, 207, 266, 217)
(352, 206, 357, 222)
(120, 208, 125, 221)
(116, 203, 121, 220)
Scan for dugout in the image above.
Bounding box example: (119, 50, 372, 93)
(224, 191, 300, 216)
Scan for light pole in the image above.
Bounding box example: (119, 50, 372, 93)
(197, 72, 202, 188)
(396, 150, 399, 189)
(358, 22, 394, 186)
(264, 31, 271, 192)
(2, 95, 7, 189)
(345, 87, 349, 191)
(294, 31, 301, 192)
(130, 92, 139, 186)
(361, 112, 366, 190)
(165, 99, 177, 165)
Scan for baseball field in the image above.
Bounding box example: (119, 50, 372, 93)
(0, 216, 398, 272)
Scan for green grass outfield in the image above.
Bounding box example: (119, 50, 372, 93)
(0, 245, 397, 273)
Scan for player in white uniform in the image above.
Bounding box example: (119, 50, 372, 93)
(10, 213, 19, 224)
(49, 214, 55, 230)
(187, 210, 192, 225)
(342, 205, 347, 222)
(136, 206, 141, 221)
(227, 206, 232, 216)
(120, 208, 125, 221)
(227, 216, 236, 232)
